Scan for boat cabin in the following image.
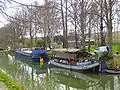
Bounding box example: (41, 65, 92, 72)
(53, 49, 79, 59)
(52, 48, 92, 59)
(52, 48, 94, 65)
(52, 49, 80, 64)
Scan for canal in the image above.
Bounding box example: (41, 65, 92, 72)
(0, 54, 119, 90)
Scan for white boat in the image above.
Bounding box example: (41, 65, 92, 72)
(50, 48, 99, 71)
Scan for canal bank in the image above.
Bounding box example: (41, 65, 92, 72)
(0, 70, 27, 90)
(0, 54, 120, 90)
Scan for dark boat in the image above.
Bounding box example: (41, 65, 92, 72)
(15, 48, 49, 62)
(49, 48, 99, 72)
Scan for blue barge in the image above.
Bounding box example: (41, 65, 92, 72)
(15, 48, 49, 62)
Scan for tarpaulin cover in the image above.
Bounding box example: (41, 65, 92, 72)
(32, 50, 47, 55)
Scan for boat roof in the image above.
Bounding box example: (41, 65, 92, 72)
(52, 48, 80, 53)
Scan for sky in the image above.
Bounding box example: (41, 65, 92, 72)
(0, 0, 44, 27)
(14, 0, 45, 5)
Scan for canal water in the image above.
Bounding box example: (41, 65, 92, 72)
(0, 54, 119, 90)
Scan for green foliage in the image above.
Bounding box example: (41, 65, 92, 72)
(0, 72, 27, 90)
(24, 39, 31, 47)
(36, 39, 45, 47)
(85, 45, 96, 52)
(99, 52, 111, 61)
(47, 51, 53, 57)
(19, 38, 51, 48)
(107, 55, 120, 69)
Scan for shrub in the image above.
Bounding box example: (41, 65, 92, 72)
(107, 55, 120, 70)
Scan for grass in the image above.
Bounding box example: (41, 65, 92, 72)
(0, 72, 27, 90)
(112, 43, 120, 53)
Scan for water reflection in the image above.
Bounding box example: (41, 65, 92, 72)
(49, 67, 100, 89)
(114, 76, 119, 90)
(0, 54, 120, 90)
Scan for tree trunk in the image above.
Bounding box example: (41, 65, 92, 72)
(61, 0, 67, 48)
(88, 21, 91, 52)
(81, 0, 86, 51)
(13, 27, 16, 50)
(109, 0, 113, 55)
(100, 0, 105, 46)
(29, 23, 33, 48)
(34, 14, 37, 47)
(105, 0, 113, 55)
(65, 0, 68, 48)
(74, 1, 78, 48)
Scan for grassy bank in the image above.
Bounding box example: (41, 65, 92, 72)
(0, 72, 27, 90)
(112, 43, 120, 53)
(86, 43, 120, 54)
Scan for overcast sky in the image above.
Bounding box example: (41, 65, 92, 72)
(14, 0, 45, 5)
(0, 0, 44, 27)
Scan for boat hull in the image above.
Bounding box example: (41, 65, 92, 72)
(15, 51, 32, 60)
(49, 60, 99, 72)
(15, 50, 49, 62)
(105, 69, 120, 74)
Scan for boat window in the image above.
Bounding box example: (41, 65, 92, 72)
(60, 60, 68, 64)
(95, 48, 99, 50)
(54, 59, 59, 62)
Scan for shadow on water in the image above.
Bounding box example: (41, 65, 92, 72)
(0, 54, 120, 90)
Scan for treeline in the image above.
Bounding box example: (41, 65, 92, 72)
(0, 0, 120, 54)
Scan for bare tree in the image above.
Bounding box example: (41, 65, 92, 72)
(60, 0, 68, 48)
(104, 0, 114, 55)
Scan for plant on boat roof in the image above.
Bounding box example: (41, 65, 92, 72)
(98, 52, 112, 61)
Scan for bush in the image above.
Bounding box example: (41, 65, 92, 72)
(107, 55, 120, 70)
(36, 39, 45, 47)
